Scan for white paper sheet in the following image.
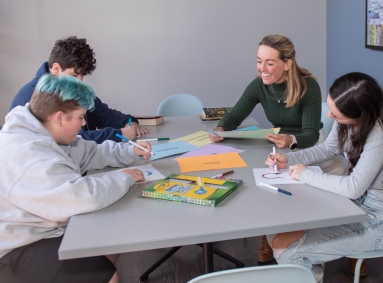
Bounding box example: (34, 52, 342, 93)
(253, 166, 323, 186)
(90, 164, 165, 183)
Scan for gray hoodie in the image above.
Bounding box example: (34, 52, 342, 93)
(0, 105, 139, 258)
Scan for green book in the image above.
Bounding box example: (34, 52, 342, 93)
(138, 174, 241, 207)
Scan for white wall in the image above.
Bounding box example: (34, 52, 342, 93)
(0, 0, 326, 127)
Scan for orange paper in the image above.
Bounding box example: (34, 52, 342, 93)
(177, 152, 247, 173)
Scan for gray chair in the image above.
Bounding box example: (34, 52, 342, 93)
(187, 264, 317, 283)
(321, 101, 334, 137)
(157, 94, 204, 117)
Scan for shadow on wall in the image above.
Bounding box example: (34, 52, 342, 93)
(0, 102, 8, 125)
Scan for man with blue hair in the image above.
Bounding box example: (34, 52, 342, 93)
(0, 75, 151, 283)
(9, 36, 148, 144)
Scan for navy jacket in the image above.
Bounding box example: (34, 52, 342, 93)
(10, 62, 138, 144)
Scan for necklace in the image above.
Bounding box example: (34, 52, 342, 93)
(270, 85, 285, 103)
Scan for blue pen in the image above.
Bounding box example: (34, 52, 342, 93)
(116, 133, 154, 155)
(128, 118, 132, 127)
(259, 182, 292, 196)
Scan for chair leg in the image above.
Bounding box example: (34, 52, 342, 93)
(202, 243, 214, 273)
(139, 243, 245, 281)
(139, 246, 182, 281)
(353, 258, 364, 283)
(197, 244, 245, 268)
(319, 263, 325, 283)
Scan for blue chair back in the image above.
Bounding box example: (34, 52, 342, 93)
(157, 94, 204, 117)
(321, 102, 334, 137)
(187, 264, 316, 283)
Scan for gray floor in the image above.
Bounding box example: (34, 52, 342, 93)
(115, 236, 383, 283)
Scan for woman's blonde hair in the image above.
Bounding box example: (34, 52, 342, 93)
(258, 35, 316, 107)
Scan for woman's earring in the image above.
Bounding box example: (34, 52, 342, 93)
(285, 70, 289, 81)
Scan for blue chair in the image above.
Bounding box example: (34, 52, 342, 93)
(157, 94, 204, 117)
(321, 101, 334, 137)
(187, 264, 316, 283)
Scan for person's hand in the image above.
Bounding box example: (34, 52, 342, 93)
(121, 168, 145, 182)
(265, 133, 292, 148)
(289, 164, 307, 180)
(130, 122, 149, 137)
(133, 141, 152, 161)
(265, 152, 288, 170)
(208, 127, 225, 143)
(121, 126, 137, 141)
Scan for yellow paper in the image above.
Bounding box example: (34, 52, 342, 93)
(169, 131, 212, 147)
(177, 152, 247, 172)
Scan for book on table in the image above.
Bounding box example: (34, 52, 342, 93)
(138, 173, 241, 207)
(135, 116, 164, 126)
(200, 107, 233, 121)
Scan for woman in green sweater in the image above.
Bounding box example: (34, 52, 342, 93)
(209, 34, 323, 264)
(209, 34, 323, 149)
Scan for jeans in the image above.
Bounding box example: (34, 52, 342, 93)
(268, 193, 383, 270)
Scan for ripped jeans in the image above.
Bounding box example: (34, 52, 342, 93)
(267, 193, 383, 270)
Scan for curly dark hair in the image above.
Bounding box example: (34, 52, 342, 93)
(329, 72, 383, 174)
(48, 36, 97, 76)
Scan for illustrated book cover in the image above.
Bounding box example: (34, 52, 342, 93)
(136, 116, 164, 126)
(138, 173, 240, 207)
(200, 107, 233, 120)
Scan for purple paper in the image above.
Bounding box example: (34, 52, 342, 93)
(173, 144, 244, 161)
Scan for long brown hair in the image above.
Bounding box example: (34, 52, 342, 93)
(329, 72, 383, 173)
(258, 35, 316, 107)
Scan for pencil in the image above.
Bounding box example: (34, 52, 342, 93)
(259, 182, 291, 196)
(137, 138, 170, 142)
(273, 146, 277, 173)
(116, 133, 154, 155)
(210, 170, 234, 179)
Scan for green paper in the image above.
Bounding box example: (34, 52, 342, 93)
(211, 128, 280, 139)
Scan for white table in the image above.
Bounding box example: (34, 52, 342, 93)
(58, 116, 366, 277)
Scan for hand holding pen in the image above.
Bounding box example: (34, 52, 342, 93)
(116, 133, 153, 161)
(265, 151, 288, 170)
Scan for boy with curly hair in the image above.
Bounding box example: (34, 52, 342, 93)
(10, 36, 148, 143)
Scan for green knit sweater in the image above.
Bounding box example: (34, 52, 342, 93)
(217, 77, 322, 148)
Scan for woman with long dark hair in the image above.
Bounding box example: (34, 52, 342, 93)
(265, 72, 383, 282)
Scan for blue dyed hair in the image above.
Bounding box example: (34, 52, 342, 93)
(30, 74, 95, 123)
(35, 74, 95, 110)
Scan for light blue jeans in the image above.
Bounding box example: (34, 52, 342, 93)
(268, 193, 383, 270)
